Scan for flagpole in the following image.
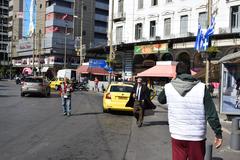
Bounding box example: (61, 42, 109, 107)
(205, 0, 212, 85)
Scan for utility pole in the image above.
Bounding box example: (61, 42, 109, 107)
(205, 0, 212, 85)
(80, 0, 84, 66)
(108, 0, 115, 83)
(64, 24, 67, 69)
(33, 29, 36, 76)
(38, 31, 42, 75)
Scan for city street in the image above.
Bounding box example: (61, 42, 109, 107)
(0, 80, 133, 160)
(1, 80, 240, 160)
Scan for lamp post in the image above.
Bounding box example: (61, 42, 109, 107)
(64, 24, 70, 69)
(73, 0, 84, 66)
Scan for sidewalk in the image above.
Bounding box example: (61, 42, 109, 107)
(125, 98, 240, 160)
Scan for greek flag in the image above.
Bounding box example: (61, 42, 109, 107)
(194, 24, 203, 52)
(202, 17, 215, 51)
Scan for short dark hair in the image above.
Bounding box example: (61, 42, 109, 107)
(176, 62, 191, 75)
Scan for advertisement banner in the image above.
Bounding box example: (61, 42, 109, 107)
(23, 0, 36, 37)
(134, 43, 168, 55)
(220, 63, 240, 115)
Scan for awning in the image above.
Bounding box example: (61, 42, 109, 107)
(218, 51, 240, 63)
(76, 65, 89, 74)
(76, 65, 109, 76)
(137, 61, 197, 78)
(88, 67, 109, 75)
(41, 67, 49, 72)
(137, 65, 176, 78)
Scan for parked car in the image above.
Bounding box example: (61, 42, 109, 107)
(21, 76, 51, 97)
(49, 77, 64, 90)
(102, 82, 134, 112)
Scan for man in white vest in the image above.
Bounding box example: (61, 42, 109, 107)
(158, 62, 222, 160)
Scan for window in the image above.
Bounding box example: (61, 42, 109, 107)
(164, 18, 171, 36)
(198, 12, 207, 29)
(150, 21, 156, 38)
(138, 0, 143, 9)
(180, 15, 188, 36)
(135, 23, 142, 40)
(116, 26, 123, 43)
(110, 86, 133, 93)
(166, 0, 172, 3)
(118, 0, 123, 13)
(151, 0, 158, 6)
(231, 5, 240, 32)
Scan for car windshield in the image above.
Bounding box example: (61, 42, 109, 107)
(25, 78, 43, 83)
(110, 85, 133, 93)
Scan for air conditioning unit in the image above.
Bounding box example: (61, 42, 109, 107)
(219, 27, 229, 34)
(187, 32, 194, 36)
(155, 36, 161, 40)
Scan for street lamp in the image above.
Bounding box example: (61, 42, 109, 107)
(73, 0, 84, 66)
(64, 24, 70, 69)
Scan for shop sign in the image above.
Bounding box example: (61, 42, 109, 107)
(134, 43, 168, 55)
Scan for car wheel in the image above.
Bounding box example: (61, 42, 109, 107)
(102, 107, 108, 113)
(47, 88, 51, 97)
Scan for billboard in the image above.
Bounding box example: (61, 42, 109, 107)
(220, 63, 240, 115)
(23, 0, 36, 37)
(134, 43, 168, 55)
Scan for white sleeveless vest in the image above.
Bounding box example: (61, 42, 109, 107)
(165, 82, 206, 141)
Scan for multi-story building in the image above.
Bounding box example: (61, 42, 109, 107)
(0, 0, 10, 66)
(10, 0, 109, 77)
(108, 0, 240, 79)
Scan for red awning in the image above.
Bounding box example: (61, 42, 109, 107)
(76, 65, 89, 74)
(76, 65, 109, 76)
(137, 65, 176, 78)
(88, 67, 109, 75)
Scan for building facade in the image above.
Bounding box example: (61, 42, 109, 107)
(10, 0, 109, 77)
(0, 0, 10, 66)
(108, 0, 240, 80)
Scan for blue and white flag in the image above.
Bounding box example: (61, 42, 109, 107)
(194, 17, 215, 52)
(202, 17, 215, 51)
(194, 24, 203, 52)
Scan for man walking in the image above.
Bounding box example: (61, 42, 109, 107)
(59, 77, 73, 116)
(127, 78, 156, 127)
(158, 62, 222, 160)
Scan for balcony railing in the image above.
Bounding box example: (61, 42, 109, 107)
(113, 12, 126, 22)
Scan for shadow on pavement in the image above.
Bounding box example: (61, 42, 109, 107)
(0, 95, 19, 98)
(109, 111, 133, 116)
(71, 112, 103, 116)
(212, 157, 223, 160)
(143, 120, 169, 126)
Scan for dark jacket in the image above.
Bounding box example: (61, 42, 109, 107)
(126, 84, 156, 109)
(158, 74, 222, 139)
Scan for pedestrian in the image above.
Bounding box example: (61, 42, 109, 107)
(59, 77, 73, 116)
(126, 77, 156, 127)
(94, 77, 99, 92)
(158, 62, 222, 160)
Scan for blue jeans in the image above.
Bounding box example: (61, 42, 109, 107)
(61, 97, 71, 113)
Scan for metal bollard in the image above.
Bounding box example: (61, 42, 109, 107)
(204, 143, 213, 160)
(230, 117, 240, 150)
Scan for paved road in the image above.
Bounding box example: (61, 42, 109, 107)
(0, 80, 133, 160)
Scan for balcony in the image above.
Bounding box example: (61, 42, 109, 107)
(95, 14, 108, 22)
(94, 26, 107, 34)
(113, 12, 126, 22)
(9, 0, 13, 7)
(95, 1, 109, 11)
(46, 5, 73, 16)
(45, 19, 73, 28)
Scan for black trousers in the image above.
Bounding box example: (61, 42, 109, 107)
(133, 101, 144, 123)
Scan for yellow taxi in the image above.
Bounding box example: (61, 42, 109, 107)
(49, 77, 64, 90)
(102, 82, 134, 112)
